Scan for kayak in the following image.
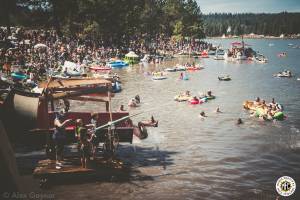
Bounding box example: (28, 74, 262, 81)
(11, 72, 27, 80)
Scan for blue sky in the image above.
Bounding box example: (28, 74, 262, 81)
(197, 0, 300, 14)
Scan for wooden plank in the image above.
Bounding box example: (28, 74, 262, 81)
(39, 78, 112, 88)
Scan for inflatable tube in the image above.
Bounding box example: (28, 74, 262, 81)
(152, 76, 167, 80)
(183, 76, 189, 80)
(189, 99, 199, 105)
(206, 96, 215, 100)
(174, 95, 191, 102)
(200, 97, 207, 102)
(273, 112, 284, 120)
(255, 108, 265, 117)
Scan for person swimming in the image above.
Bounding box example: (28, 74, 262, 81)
(135, 95, 141, 104)
(237, 118, 243, 124)
(128, 98, 137, 107)
(199, 111, 207, 119)
(215, 107, 222, 113)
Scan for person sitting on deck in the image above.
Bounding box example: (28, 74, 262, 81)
(79, 128, 91, 168)
(53, 110, 73, 169)
(75, 119, 84, 150)
(86, 113, 98, 160)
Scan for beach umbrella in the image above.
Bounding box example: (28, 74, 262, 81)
(34, 43, 48, 49)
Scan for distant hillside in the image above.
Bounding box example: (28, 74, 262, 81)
(203, 12, 300, 37)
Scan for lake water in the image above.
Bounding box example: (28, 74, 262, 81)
(17, 39, 300, 199)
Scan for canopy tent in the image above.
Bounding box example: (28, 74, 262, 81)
(34, 43, 48, 49)
(125, 51, 139, 58)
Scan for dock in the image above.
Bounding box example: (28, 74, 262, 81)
(33, 156, 130, 187)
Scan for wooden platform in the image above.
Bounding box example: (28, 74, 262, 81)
(33, 156, 129, 185)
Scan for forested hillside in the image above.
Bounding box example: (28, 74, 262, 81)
(203, 12, 300, 36)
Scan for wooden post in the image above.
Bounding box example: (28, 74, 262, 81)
(50, 100, 54, 111)
(106, 102, 109, 112)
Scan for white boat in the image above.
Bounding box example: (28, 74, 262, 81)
(213, 55, 224, 60)
(273, 71, 292, 78)
(175, 65, 186, 71)
(255, 54, 268, 63)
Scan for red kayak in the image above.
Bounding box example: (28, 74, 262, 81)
(89, 66, 112, 71)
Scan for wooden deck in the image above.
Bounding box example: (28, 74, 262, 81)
(33, 156, 129, 184)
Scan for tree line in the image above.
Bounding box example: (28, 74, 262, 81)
(0, 0, 204, 46)
(203, 12, 300, 37)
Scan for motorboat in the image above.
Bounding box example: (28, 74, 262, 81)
(255, 54, 268, 63)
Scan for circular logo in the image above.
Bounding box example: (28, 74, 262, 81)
(276, 176, 296, 197)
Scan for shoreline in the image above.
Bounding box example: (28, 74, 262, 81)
(206, 36, 300, 40)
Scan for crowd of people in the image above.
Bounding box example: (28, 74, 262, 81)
(244, 97, 284, 121)
(0, 26, 212, 87)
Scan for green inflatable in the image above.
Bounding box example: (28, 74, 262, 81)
(255, 108, 264, 117)
(273, 112, 284, 120)
(206, 96, 216, 100)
